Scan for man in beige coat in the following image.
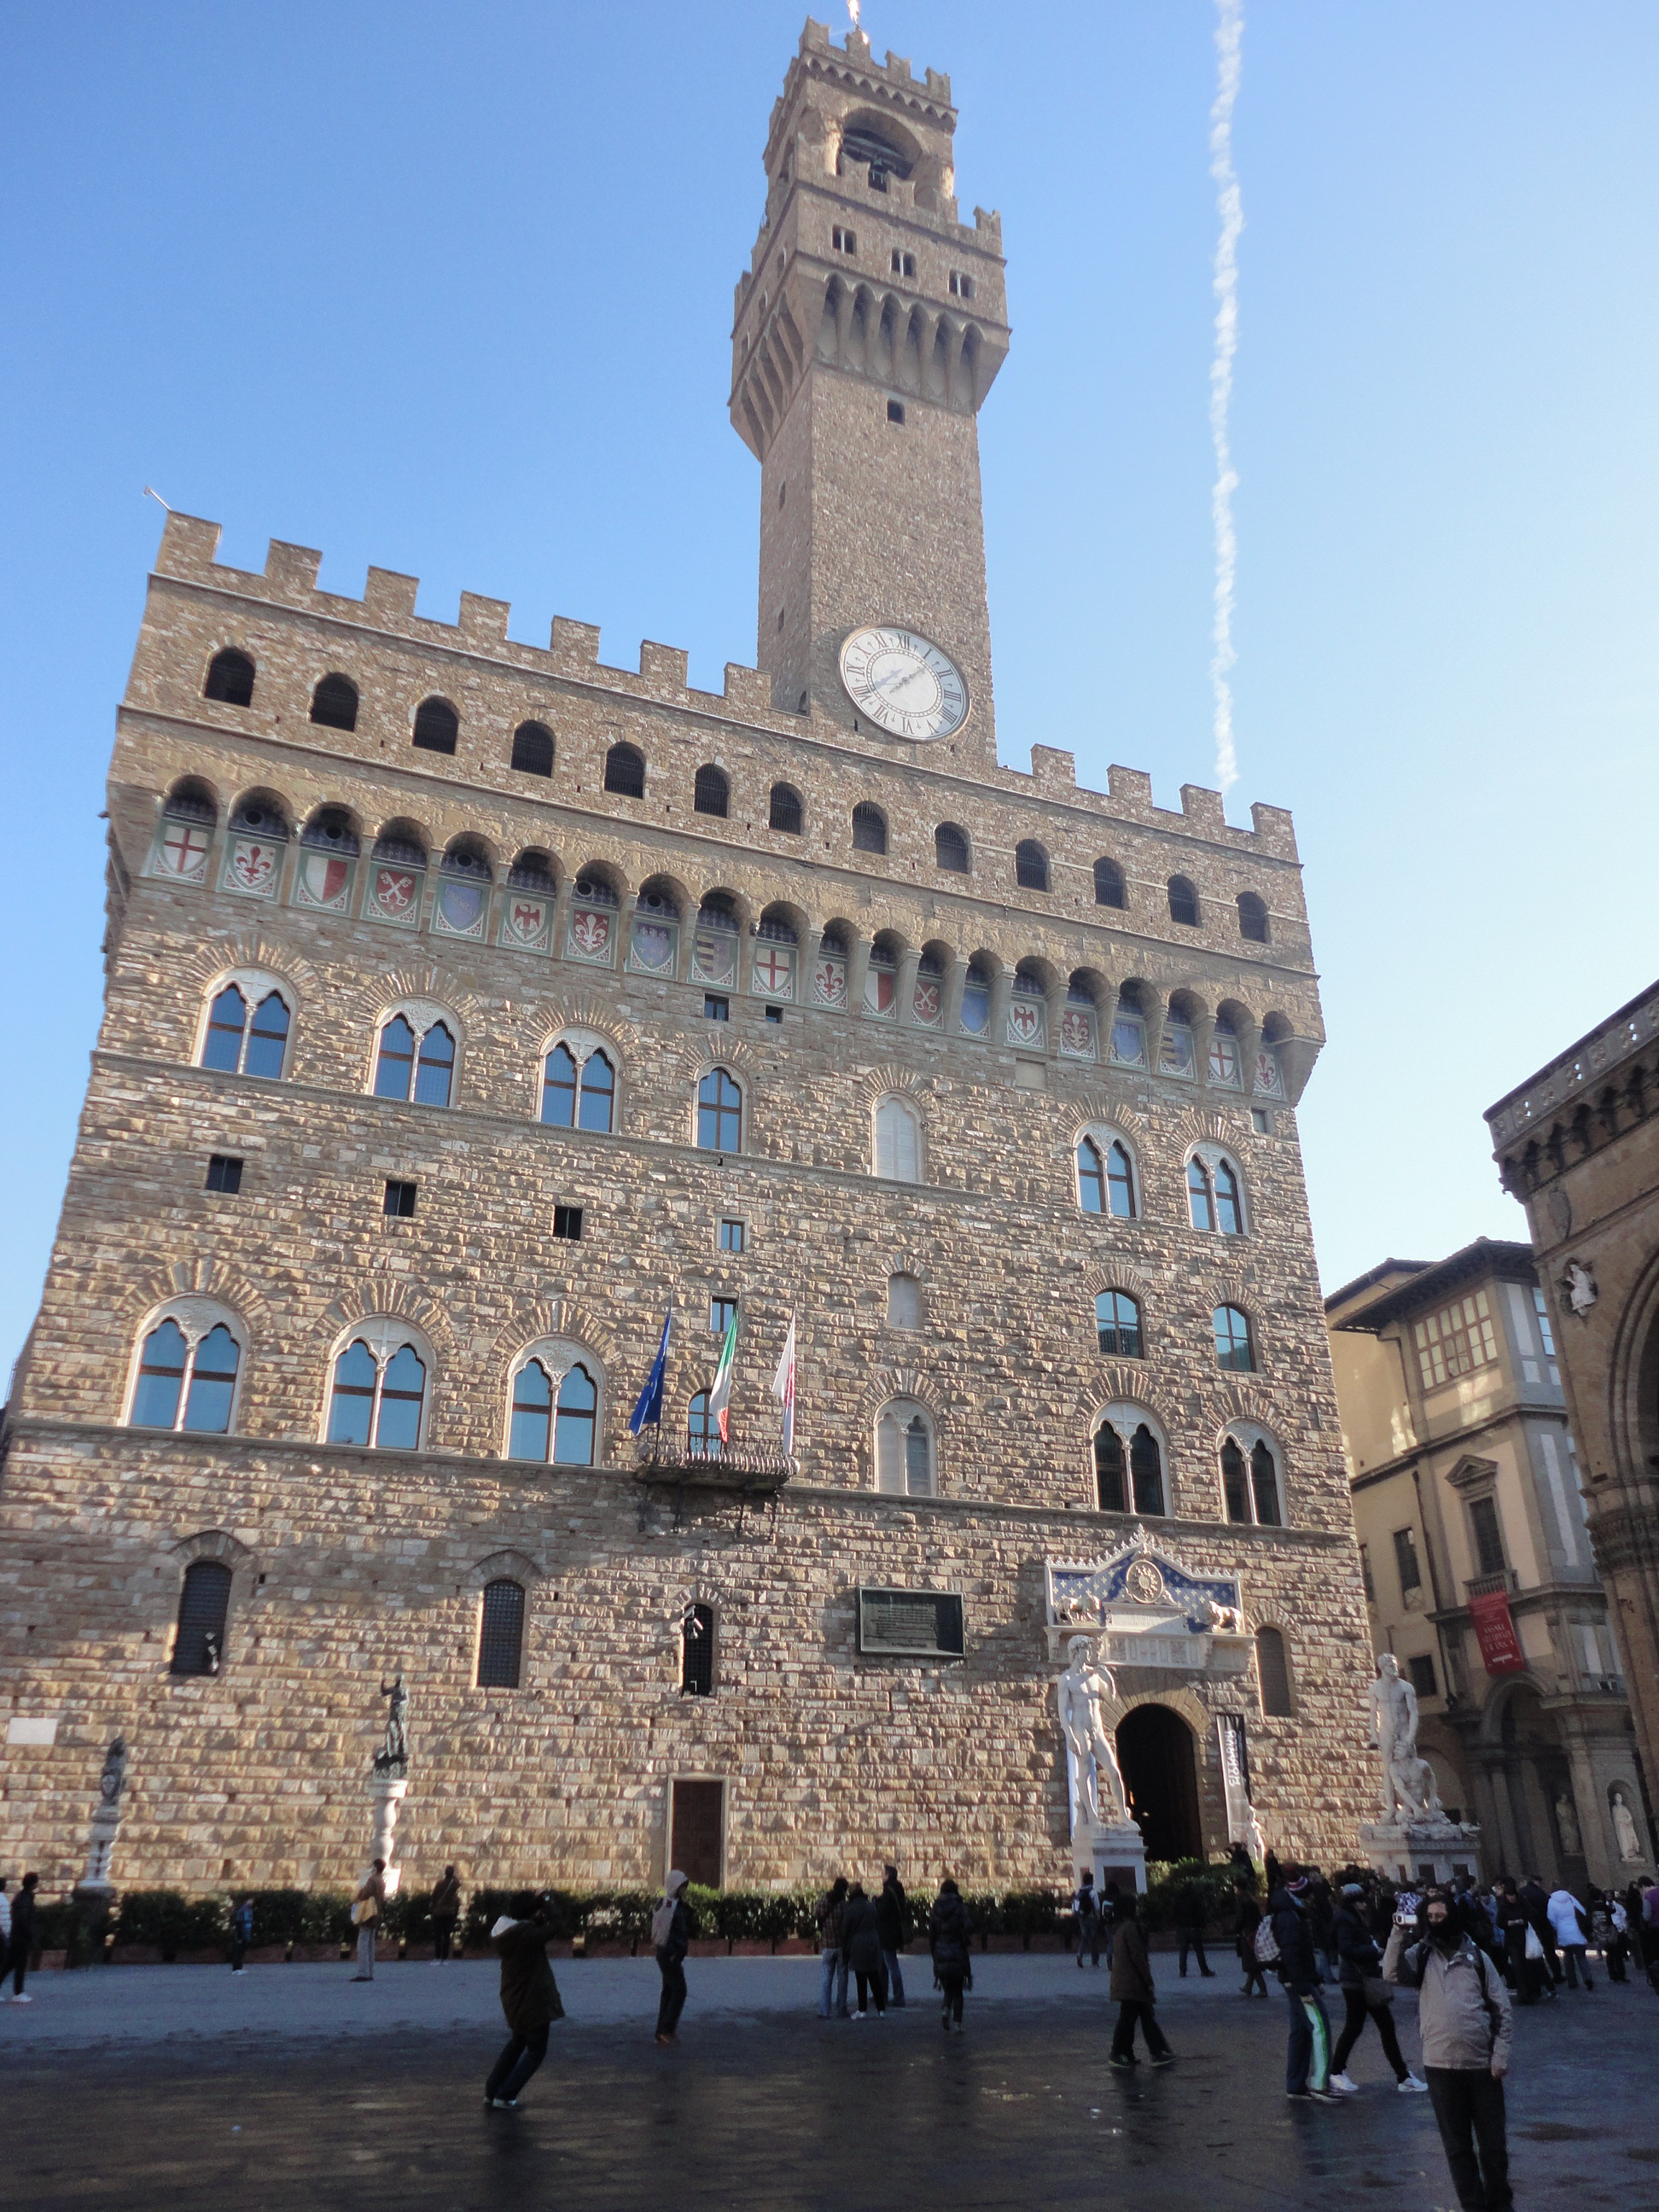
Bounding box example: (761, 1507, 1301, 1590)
(1384, 1889, 1512, 2211)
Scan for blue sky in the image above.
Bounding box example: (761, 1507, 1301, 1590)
(3, 1, 1656, 1379)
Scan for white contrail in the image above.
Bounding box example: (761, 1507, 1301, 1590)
(1209, 0, 1243, 795)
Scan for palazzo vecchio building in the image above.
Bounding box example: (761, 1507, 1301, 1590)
(0, 20, 1377, 1895)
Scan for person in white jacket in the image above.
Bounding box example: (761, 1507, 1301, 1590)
(1545, 1887, 1592, 1990)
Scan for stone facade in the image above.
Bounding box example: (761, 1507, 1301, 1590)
(0, 18, 1377, 1898)
(1487, 980, 1659, 1876)
(1328, 1242, 1650, 1890)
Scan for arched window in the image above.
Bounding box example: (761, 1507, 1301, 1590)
(1077, 1138, 1106, 1213)
(509, 1359, 553, 1459)
(204, 649, 254, 706)
(555, 1363, 597, 1464)
(697, 1068, 742, 1153)
(1094, 1424, 1127, 1513)
(1188, 1153, 1243, 1234)
(681, 1602, 715, 1696)
(888, 1273, 923, 1330)
(1214, 1159, 1243, 1236)
(852, 802, 888, 854)
(1221, 1437, 1250, 1523)
(1257, 1625, 1294, 1716)
(1212, 1304, 1255, 1371)
(375, 1014, 455, 1107)
(541, 1041, 614, 1132)
(934, 821, 970, 873)
(603, 742, 645, 797)
(477, 1579, 526, 1689)
(328, 1336, 427, 1450)
(1077, 1136, 1135, 1218)
(1093, 1411, 1166, 1515)
(1093, 857, 1126, 909)
(1237, 891, 1269, 944)
(201, 983, 290, 1079)
(131, 1316, 242, 1434)
(1167, 876, 1201, 927)
(876, 1401, 934, 1495)
(769, 782, 804, 835)
(412, 696, 459, 754)
(1187, 1157, 1214, 1231)
(172, 1560, 232, 1677)
(1223, 1429, 1284, 1527)
(202, 985, 247, 1070)
(1095, 1291, 1143, 1358)
(1250, 1439, 1282, 1525)
(873, 1096, 920, 1181)
(1130, 1423, 1166, 1516)
(694, 763, 730, 818)
(510, 720, 554, 776)
(507, 1341, 608, 1467)
(1015, 839, 1049, 892)
(310, 673, 358, 731)
(688, 1389, 716, 1457)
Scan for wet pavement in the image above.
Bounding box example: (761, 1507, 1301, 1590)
(4, 1962, 1656, 2210)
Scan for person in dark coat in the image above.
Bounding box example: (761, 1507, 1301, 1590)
(1327, 1883, 1424, 2094)
(1517, 1877, 1561, 1986)
(1073, 1871, 1103, 1970)
(6, 1874, 39, 2003)
(928, 1878, 973, 2032)
(1271, 1873, 1339, 2101)
(841, 1883, 887, 2017)
(484, 1901, 565, 2106)
(876, 1866, 909, 2008)
(229, 1895, 253, 1974)
(1107, 1901, 1174, 2068)
(1233, 1880, 1270, 1997)
(816, 1877, 850, 2019)
(429, 1866, 463, 1961)
(653, 1870, 691, 2046)
(1173, 1879, 1215, 1978)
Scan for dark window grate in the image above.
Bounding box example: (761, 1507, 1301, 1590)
(172, 1560, 232, 1676)
(477, 1579, 525, 1689)
(206, 1155, 243, 1195)
(384, 1179, 417, 1218)
(681, 1603, 715, 1695)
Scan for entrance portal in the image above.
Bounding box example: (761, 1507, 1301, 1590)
(669, 1778, 726, 1889)
(1115, 1704, 1203, 1866)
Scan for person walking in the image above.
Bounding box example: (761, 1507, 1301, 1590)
(1546, 1883, 1592, 1990)
(1233, 1881, 1270, 1997)
(876, 1866, 909, 2008)
(429, 1866, 463, 1961)
(1270, 1871, 1340, 2102)
(1517, 1876, 1561, 1988)
(928, 1877, 973, 2033)
(841, 1883, 887, 2018)
(1385, 1888, 1513, 2212)
(0, 1882, 11, 1982)
(815, 1877, 850, 2020)
(1603, 1892, 1630, 1983)
(1327, 1883, 1426, 2096)
(1073, 1872, 1103, 1970)
(1107, 1898, 1175, 2070)
(1493, 1883, 1543, 2003)
(5, 1873, 38, 2003)
(484, 1899, 566, 2106)
(1174, 1878, 1215, 1978)
(351, 1860, 386, 1982)
(229, 1895, 253, 1974)
(653, 1870, 691, 2045)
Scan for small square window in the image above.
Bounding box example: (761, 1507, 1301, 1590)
(704, 995, 730, 1021)
(710, 1295, 737, 1334)
(1407, 1654, 1438, 1701)
(384, 1179, 417, 1219)
(553, 1205, 584, 1241)
(765, 1004, 783, 1025)
(886, 399, 905, 426)
(205, 1155, 243, 1195)
(719, 1218, 746, 1253)
(1250, 1107, 1271, 1134)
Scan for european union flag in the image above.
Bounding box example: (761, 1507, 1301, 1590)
(629, 1311, 672, 1435)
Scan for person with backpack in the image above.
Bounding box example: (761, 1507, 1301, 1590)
(1267, 1871, 1341, 2102)
(652, 1870, 691, 2045)
(1385, 1887, 1513, 2212)
(815, 1877, 850, 2019)
(485, 1898, 566, 2105)
(1106, 1896, 1175, 2070)
(1545, 1883, 1593, 1990)
(928, 1877, 973, 2033)
(229, 1895, 253, 1974)
(841, 1883, 887, 2017)
(1327, 1883, 1426, 2096)
(1233, 1880, 1270, 1997)
(1073, 1871, 1103, 1970)
(876, 1866, 909, 2008)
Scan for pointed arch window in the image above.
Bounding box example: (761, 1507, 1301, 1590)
(1188, 1153, 1244, 1235)
(172, 1560, 233, 1676)
(1212, 1304, 1255, 1371)
(510, 1359, 554, 1459)
(1078, 1136, 1135, 1218)
(876, 1401, 934, 1496)
(1093, 1410, 1166, 1516)
(375, 1015, 454, 1106)
(477, 1579, 526, 1688)
(873, 1095, 921, 1181)
(1223, 1429, 1284, 1527)
(681, 1602, 715, 1696)
(328, 1338, 427, 1450)
(541, 1041, 614, 1132)
(201, 985, 290, 1079)
(887, 1273, 923, 1330)
(555, 1363, 597, 1464)
(131, 1317, 242, 1434)
(1256, 1625, 1294, 1715)
(697, 1068, 742, 1153)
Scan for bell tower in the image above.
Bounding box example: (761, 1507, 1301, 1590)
(731, 20, 1009, 767)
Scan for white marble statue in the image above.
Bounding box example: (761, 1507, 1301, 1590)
(1563, 1261, 1597, 1318)
(1057, 1635, 1128, 1831)
(1612, 1790, 1644, 1864)
(1368, 1653, 1444, 1822)
(1553, 1788, 1582, 1858)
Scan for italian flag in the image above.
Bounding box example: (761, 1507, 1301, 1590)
(707, 1308, 740, 1444)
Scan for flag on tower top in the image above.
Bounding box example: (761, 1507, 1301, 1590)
(771, 1314, 797, 1458)
(707, 1307, 740, 1445)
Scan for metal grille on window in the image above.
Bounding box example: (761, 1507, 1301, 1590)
(681, 1603, 715, 1696)
(172, 1559, 232, 1677)
(477, 1578, 526, 1689)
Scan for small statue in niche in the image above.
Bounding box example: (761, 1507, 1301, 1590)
(1553, 1787, 1582, 1859)
(373, 1672, 410, 1777)
(1611, 1790, 1643, 1864)
(1563, 1261, 1598, 1318)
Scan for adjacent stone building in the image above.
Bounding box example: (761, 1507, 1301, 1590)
(1326, 1242, 1650, 1890)
(1487, 980, 1659, 1879)
(0, 19, 1377, 1897)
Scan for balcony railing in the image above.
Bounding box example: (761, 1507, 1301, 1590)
(633, 1436, 794, 1493)
(1464, 1569, 1520, 1599)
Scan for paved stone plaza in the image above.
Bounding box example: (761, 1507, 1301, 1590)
(3, 1958, 1655, 2211)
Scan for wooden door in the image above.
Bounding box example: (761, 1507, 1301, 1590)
(670, 1778, 725, 1889)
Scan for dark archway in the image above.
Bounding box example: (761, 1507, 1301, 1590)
(1116, 1703, 1203, 1866)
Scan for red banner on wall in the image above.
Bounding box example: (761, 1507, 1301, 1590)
(1470, 1589, 1526, 1675)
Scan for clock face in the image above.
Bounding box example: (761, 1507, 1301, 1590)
(838, 626, 969, 741)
